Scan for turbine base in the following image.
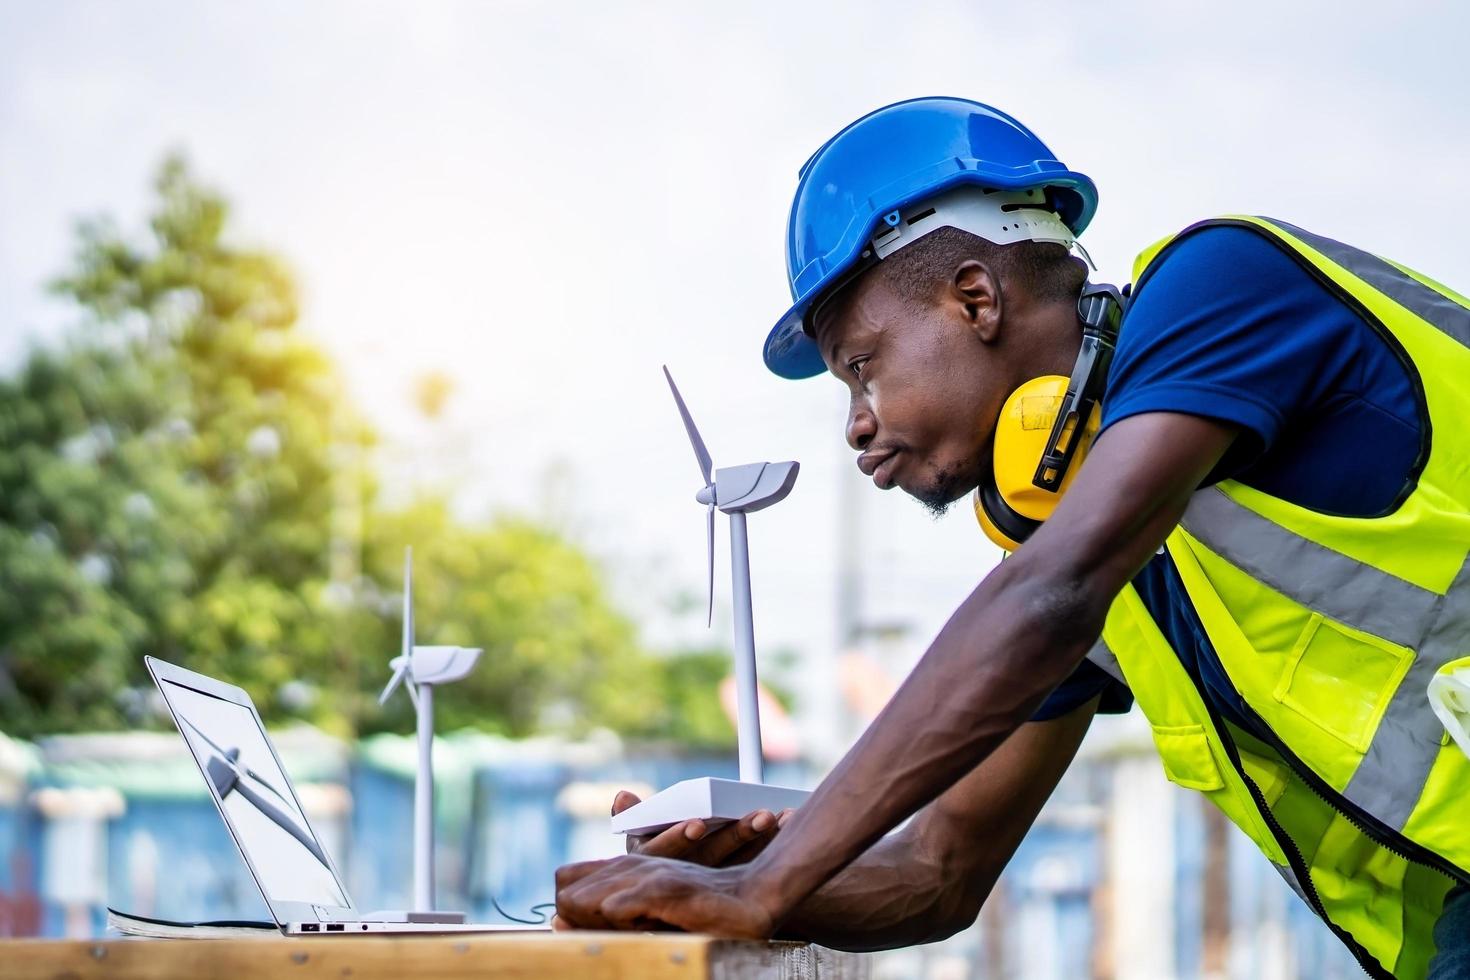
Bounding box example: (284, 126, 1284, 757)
(609, 777, 810, 836)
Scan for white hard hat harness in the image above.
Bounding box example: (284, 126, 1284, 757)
(804, 185, 1096, 339)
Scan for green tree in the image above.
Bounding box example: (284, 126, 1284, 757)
(0, 158, 369, 734)
(0, 158, 736, 748)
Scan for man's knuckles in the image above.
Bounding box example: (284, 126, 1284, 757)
(554, 859, 608, 889)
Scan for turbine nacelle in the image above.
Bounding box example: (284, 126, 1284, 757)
(700, 460, 799, 514)
(378, 646, 482, 706)
(409, 645, 481, 686)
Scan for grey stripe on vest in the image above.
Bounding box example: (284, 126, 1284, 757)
(1270, 861, 1311, 908)
(1266, 218, 1470, 350)
(1085, 637, 1125, 684)
(1342, 553, 1470, 828)
(1181, 488, 1437, 649)
(1181, 487, 1470, 832)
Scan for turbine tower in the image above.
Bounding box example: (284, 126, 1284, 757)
(610, 368, 811, 835)
(378, 547, 481, 911)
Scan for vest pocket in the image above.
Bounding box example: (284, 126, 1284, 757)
(1272, 612, 1413, 754)
(1150, 724, 1226, 791)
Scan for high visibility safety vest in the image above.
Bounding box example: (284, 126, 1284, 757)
(1089, 217, 1470, 979)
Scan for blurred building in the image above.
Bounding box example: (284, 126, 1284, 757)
(0, 719, 1366, 977)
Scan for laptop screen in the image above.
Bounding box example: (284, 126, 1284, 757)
(161, 679, 350, 909)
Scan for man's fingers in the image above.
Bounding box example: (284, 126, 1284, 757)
(622, 810, 785, 865)
(556, 891, 613, 931)
(555, 858, 612, 891)
(557, 871, 624, 931)
(558, 856, 666, 931)
(631, 819, 708, 858)
(554, 884, 604, 930)
(599, 869, 692, 932)
(685, 810, 776, 865)
(724, 823, 786, 864)
(600, 889, 666, 931)
(721, 807, 795, 862)
(615, 790, 645, 852)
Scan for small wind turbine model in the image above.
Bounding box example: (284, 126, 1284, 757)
(610, 368, 811, 836)
(378, 547, 482, 912)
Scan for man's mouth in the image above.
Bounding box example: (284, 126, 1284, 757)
(858, 449, 901, 489)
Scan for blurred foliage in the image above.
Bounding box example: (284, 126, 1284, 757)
(0, 157, 735, 748)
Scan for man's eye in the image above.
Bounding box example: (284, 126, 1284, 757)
(849, 357, 869, 379)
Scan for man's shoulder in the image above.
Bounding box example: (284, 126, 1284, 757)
(1139, 219, 1305, 285)
(1123, 218, 1356, 339)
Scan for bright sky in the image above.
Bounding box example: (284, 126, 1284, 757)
(3, 1, 1468, 753)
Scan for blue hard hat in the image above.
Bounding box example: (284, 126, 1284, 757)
(764, 97, 1098, 379)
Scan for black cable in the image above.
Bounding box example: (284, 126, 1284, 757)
(487, 895, 558, 926)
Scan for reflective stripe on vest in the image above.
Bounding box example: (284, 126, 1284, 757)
(1268, 219, 1470, 349)
(1181, 487, 1470, 830)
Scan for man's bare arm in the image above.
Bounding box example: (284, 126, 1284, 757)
(555, 412, 1235, 937)
(779, 698, 1098, 950)
(727, 412, 1235, 928)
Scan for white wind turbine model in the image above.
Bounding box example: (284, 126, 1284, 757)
(610, 368, 812, 836)
(378, 547, 482, 913)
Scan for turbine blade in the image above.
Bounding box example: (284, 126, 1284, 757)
(378, 660, 409, 706)
(663, 366, 713, 487)
(705, 502, 715, 628)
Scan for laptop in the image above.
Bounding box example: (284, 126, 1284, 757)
(146, 656, 543, 935)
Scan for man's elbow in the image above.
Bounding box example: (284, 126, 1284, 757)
(919, 881, 994, 946)
(1026, 573, 1110, 649)
(1000, 554, 1113, 667)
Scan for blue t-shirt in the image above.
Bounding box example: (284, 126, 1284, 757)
(1032, 223, 1424, 724)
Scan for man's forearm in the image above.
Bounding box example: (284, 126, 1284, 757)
(777, 696, 1100, 951)
(740, 416, 1231, 927)
(744, 550, 1105, 924)
(776, 826, 993, 951)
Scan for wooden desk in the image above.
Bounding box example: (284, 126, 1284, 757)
(3, 933, 871, 979)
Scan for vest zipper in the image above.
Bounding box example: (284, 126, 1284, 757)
(1197, 699, 1391, 979)
(1236, 703, 1470, 889)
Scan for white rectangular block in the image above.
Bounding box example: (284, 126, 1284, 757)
(610, 778, 811, 836)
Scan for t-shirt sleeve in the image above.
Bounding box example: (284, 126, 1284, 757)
(1030, 656, 1134, 721)
(1099, 224, 1357, 483)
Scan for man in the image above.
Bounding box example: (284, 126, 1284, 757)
(555, 97, 1470, 978)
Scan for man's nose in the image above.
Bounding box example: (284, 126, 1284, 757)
(846, 401, 876, 452)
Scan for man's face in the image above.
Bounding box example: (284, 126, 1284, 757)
(813, 267, 1009, 516)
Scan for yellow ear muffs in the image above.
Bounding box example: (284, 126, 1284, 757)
(973, 375, 1101, 552)
(971, 281, 1125, 553)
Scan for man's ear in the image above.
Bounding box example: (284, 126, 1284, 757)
(951, 260, 1003, 344)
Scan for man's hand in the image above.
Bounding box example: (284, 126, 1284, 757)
(550, 790, 792, 932)
(616, 790, 791, 864)
(555, 855, 775, 938)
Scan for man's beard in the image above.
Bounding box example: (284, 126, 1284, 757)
(910, 463, 975, 520)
